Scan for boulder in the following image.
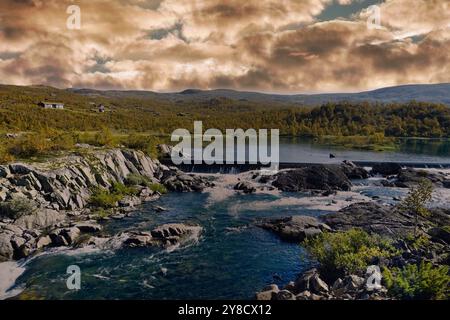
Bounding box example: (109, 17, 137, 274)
(371, 163, 402, 176)
(234, 181, 257, 194)
(73, 222, 102, 233)
(294, 269, 329, 295)
(428, 227, 450, 244)
(0, 166, 10, 178)
(341, 161, 369, 179)
(272, 165, 352, 192)
(394, 168, 447, 188)
(0, 232, 14, 260)
(255, 284, 279, 301)
(257, 216, 331, 242)
(36, 235, 52, 249)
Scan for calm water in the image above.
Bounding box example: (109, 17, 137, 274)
(279, 137, 450, 163)
(3, 138, 449, 300)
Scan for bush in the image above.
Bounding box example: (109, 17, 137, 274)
(0, 144, 14, 164)
(383, 261, 449, 300)
(89, 187, 122, 209)
(93, 127, 116, 147)
(8, 133, 51, 158)
(303, 229, 398, 278)
(89, 182, 137, 208)
(125, 173, 153, 187)
(110, 182, 137, 196)
(0, 197, 37, 220)
(149, 183, 168, 194)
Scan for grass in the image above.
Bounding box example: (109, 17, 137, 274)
(89, 182, 138, 209)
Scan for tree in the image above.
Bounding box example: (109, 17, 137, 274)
(397, 179, 433, 238)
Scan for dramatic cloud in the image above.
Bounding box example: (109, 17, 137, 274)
(0, 0, 449, 92)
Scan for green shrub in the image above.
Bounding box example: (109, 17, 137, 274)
(8, 133, 51, 158)
(0, 144, 14, 164)
(0, 197, 37, 220)
(89, 187, 122, 208)
(93, 127, 116, 147)
(303, 229, 398, 277)
(149, 183, 168, 194)
(383, 261, 449, 300)
(125, 173, 153, 187)
(89, 182, 137, 208)
(111, 182, 137, 196)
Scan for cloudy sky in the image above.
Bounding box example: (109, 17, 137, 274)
(0, 0, 449, 93)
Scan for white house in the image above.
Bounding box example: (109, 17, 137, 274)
(39, 101, 64, 109)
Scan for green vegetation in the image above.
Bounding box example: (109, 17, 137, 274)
(318, 133, 398, 151)
(149, 183, 168, 194)
(397, 179, 434, 237)
(0, 197, 37, 220)
(303, 229, 398, 278)
(89, 182, 138, 209)
(0, 85, 449, 163)
(383, 261, 449, 300)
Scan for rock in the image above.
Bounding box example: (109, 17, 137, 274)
(272, 165, 352, 192)
(234, 181, 257, 194)
(256, 285, 279, 301)
(0, 166, 10, 178)
(274, 290, 296, 300)
(150, 223, 203, 247)
(36, 235, 52, 249)
(322, 202, 417, 238)
(296, 290, 312, 300)
(311, 274, 329, 294)
(0, 232, 14, 260)
(59, 227, 81, 245)
(258, 216, 331, 242)
(14, 209, 65, 230)
(341, 161, 369, 179)
(73, 222, 102, 233)
(9, 163, 33, 175)
(371, 163, 403, 176)
(394, 168, 447, 188)
(428, 227, 450, 244)
(343, 275, 365, 291)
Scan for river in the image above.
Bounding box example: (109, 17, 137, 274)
(1, 138, 449, 300)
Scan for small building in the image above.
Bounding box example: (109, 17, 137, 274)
(39, 101, 64, 109)
(98, 104, 106, 113)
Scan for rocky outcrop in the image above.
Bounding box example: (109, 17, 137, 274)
(321, 202, 418, 237)
(256, 268, 388, 301)
(257, 216, 331, 242)
(272, 165, 353, 192)
(371, 163, 403, 176)
(0, 148, 165, 261)
(160, 168, 215, 192)
(88, 223, 202, 250)
(0, 149, 160, 212)
(234, 181, 257, 194)
(381, 168, 450, 188)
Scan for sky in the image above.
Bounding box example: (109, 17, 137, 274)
(0, 0, 449, 93)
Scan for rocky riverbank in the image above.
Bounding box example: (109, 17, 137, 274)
(255, 201, 450, 300)
(0, 148, 212, 262)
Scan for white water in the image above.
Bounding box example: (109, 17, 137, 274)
(0, 261, 27, 299)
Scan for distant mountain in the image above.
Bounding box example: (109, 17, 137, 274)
(68, 83, 450, 106)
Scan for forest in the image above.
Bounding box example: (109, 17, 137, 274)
(0, 84, 449, 162)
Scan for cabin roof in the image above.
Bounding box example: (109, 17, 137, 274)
(40, 101, 64, 104)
